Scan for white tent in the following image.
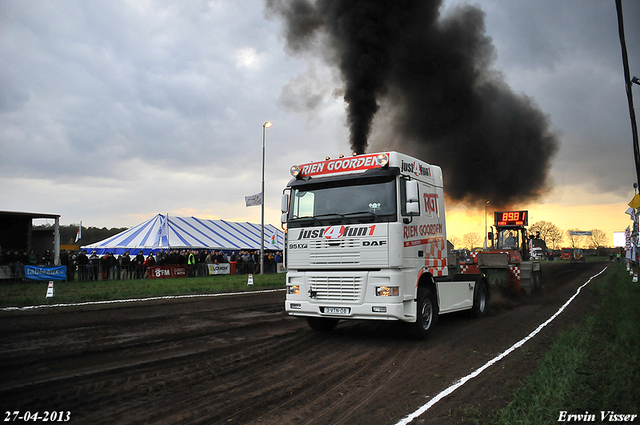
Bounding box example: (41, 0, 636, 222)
(82, 214, 285, 255)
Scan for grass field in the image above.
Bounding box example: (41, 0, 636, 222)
(488, 263, 640, 424)
(0, 273, 286, 308)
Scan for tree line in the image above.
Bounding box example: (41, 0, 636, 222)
(34, 224, 128, 246)
(452, 221, 610, 251)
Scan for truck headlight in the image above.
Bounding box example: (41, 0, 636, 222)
(375, 286, 399, 296)
(287, 285, 300, 295)
(290, 165, 300, 177)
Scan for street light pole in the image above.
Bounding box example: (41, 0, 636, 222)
(261, 121, 272, 275)
(616, 0, 640, 188)
(484, 200, 490, 250)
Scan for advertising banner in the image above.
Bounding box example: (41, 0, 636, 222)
(208, 263, 231, 275)
(148, 265, 188, 279)
(24, 266, 67, 281)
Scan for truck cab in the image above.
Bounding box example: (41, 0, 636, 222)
(281, 152, 488, 338)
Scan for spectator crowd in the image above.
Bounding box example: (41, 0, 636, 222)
(1, 248, 283, 281)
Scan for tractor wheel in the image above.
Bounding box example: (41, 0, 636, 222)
(532, 270, 542, 292)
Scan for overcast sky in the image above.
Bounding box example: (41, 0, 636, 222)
(1, 0, 639, 241)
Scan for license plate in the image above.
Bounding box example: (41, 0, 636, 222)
(323, 307, 350, 315)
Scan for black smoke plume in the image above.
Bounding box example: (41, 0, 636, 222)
(266, 0, 559, 206)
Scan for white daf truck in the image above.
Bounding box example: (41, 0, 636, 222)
(281, 151, 488, 338)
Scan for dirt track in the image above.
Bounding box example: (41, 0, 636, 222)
(0, 261, 608, 424)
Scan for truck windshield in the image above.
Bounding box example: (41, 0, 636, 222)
(288, 177, 397, 228)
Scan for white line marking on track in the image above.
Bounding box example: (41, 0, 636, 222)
(394, 266, 608, 425)
(0, 288, 286, 312)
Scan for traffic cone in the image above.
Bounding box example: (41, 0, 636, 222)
(247, 274, 254, 285)
(45, 281, 55, 298)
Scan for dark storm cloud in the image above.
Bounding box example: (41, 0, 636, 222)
(266, 0, 560, 206)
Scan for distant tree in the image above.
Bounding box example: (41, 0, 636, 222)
(565, 229, 587, 249)
(546, 226, 564, 250)
(449, 236, 461, 249)
(588, 229, 609, 249)
(462, 232, 481, 250)
(529, 221, 563, 249)
(34, 224, 128, 245)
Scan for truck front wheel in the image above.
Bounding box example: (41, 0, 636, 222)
(472, 280, 488, 318)
(412, 287, 438, 339)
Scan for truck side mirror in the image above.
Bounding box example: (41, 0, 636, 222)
(406, 180, 419, 203)
(281, 192, 290, 225)
(281, 192, 290, 214)
(404, 180, 420, 220)
(406, 202, 419, 215)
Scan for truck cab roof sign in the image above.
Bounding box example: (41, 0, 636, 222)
(297, 153, 386, 178)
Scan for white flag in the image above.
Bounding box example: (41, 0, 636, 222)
(153, 215, 169, 248)
(245, 192, 263, 207)
(626, 207, 636, 221)
(75, 221, 82, 242)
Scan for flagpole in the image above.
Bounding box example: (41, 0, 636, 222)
(261, 121, 272, 275)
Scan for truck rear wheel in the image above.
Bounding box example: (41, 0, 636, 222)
(306, 317, 339, 332)
(411, 287, 438, 339)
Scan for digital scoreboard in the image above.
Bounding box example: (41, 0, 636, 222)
(495, 210, 528, 227)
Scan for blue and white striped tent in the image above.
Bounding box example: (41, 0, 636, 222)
(82, 214, 285, 255)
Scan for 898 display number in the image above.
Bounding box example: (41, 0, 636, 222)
(4, 411, 71, 422)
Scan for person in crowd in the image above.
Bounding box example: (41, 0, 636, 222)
(205, 250, 215, 276)
(111, 252, 120, 280)
(101, 252, 111, 280)
(143, 253, 156, 278)
(178, 250, 187, 265)
(28, 249, 38, 266)
(187, 250, 196, 277)
(42, 250, 52, 265)
(2, 250, 10, 266)
(236, 251, 246, 274)
(120, 251, 131, 280)
(252, 250, 259, 274)
(77, 250, 88, 281)
(134, 250, 145, 279)
(266, 252, 275, 273)
(4, 250, 15, 277)
(157, 249, 167, 266)
(89, 251, 100, 280)
(197, 250, 208, 276)
(14, 250, 25, 279)
(205, 250, 214, 264)
(60, 249, 72, 282)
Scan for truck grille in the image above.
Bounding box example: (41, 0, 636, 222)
(308, 275, 363, 302)
(309, 251, 360, 265)
(308, 239, 361, 266)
